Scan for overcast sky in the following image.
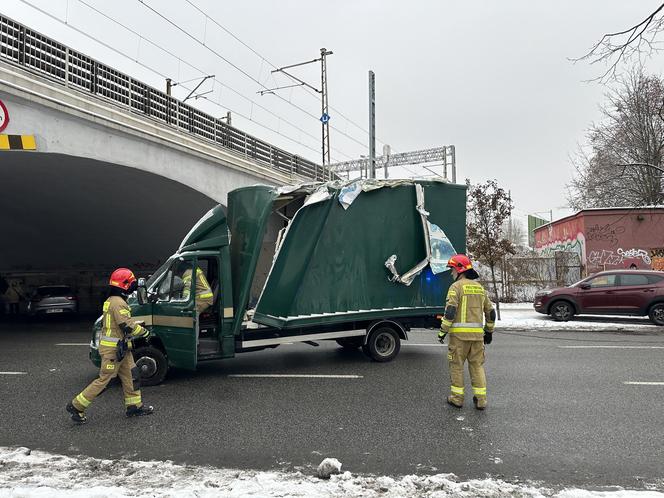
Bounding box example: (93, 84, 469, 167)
(4, 0, 664, 223)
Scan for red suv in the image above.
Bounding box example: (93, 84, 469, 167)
(534, 270, 664, 325)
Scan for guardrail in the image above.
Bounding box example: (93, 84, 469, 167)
(0, 14, 327, 181)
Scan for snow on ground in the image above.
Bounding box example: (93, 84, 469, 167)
(497, 303, 660, 331)
(0, 447, 662, 497)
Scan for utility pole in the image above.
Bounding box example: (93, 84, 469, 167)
(383, 144, 391, 179)
(368, 70, 376, 179)
(165, 75, 215, 102)
(320, 48, 332, 173)
(267, 48, 334, 179)
(219, 111, 232, 127)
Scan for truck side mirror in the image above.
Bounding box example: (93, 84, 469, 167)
(579, 283, 591, 290)
(137, 278, 148, 305)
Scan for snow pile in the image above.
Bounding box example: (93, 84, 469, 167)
(1, 447, 663, 497)
(317, 457, 342, 479)
(497, 303, 659, 331)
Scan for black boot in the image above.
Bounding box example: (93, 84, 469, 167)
(126, 404, 154, 417)
(66, 402, 87, 424)
(473, 396, 486, 410)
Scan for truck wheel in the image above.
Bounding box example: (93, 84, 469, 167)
(550, 300, 574, 322)
(336, 336, 364, 350)
(648, 303, 664, 326)
(132, 346, 168, 386)
(365, 326, 400, 362)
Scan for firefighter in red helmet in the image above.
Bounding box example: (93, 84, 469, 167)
(66, 268, 153, 423)
(438, 254, 495, 410)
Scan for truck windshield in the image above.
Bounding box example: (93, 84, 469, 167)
(146, 257, 174, 290)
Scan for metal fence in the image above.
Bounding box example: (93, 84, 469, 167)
(502, 252, 582, 302)
(0, 14, 327, 181)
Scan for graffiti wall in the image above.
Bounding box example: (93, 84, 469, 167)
(582, 211, 664, 272)
(534, 214, 586, 263)
(536, 209, 664, 274)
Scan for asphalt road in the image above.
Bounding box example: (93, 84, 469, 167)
(1, 316, 663, 491)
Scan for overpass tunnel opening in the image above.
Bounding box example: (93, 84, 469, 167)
(0, 153, 217, 317)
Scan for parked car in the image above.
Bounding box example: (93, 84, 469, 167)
(534, 270, 664, 325)
(27, 285, 78, 316)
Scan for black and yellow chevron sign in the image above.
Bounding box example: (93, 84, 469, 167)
(0, 135, 36, 150)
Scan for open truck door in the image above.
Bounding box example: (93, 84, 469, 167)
(151, 257, 198, 371)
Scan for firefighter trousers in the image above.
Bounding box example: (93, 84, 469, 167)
(72, 351, 142, 412)
(447, 335, 487, 406)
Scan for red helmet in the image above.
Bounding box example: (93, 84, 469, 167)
(109, 268, 137, 291)
(447, 254, 474, 273)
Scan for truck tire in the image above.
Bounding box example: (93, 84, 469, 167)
(132, 346, 168, 386)
(365, 326, 400, 362)
(336, 336, 364, 350)
(648, 303, 664, 326)
(550, 300, 574, 322)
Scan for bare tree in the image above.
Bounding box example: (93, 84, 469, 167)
(575, 3, 664, 82)
(466, 180, 515, 318)
(568, 69, 664, 209)
(503, 217, 527, 250)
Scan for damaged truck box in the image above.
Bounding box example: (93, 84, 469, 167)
(89, 179, 466, 385)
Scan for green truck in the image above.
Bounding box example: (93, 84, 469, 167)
(90, 179, 466, 385)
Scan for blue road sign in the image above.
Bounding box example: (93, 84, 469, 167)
(320, 113, 330, 124)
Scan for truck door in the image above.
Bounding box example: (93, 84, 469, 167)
(153, 257, 197, 370)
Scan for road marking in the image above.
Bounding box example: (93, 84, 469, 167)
(558, 346, 664, 349)
(403, 343, 444, 347)
(227, 374, 363, 379)
(0, 372, 27, 375)
(56, 343, 89, 346)
(624, 381, 664, 386)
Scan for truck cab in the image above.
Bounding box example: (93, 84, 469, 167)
(91, 205, 237, 385)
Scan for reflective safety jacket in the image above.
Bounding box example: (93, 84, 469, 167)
(98, 296, 149, 352)
(183, 268, 214, 310)
(440, 276, 495, 341)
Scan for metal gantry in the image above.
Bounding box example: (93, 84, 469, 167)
(330, 145, 457, 182)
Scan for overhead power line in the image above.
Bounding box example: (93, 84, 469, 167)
(17, 0, 333, 160)
(182, 0, 392, 149)
(74, 0, 352, 160)
(137, 0, 375, 152)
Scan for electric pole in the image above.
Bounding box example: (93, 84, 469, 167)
(368, 70, 376, 179)
(267, 48, 334, 178)
(320, 48, 332, 171)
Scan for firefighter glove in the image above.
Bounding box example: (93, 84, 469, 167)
(483, 332, 493, 345)
(437, 330, 448, 344)
(116, 339, 127, 361)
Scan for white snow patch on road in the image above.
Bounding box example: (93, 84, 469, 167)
(0, 447, 662, 497)
(497, 304, 657, 331)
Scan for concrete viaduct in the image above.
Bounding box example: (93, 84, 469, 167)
(0, 14, 325, 311)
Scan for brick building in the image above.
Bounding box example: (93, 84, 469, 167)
(534, 207, 664, 274)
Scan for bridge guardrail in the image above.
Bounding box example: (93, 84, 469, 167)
(0, 14, 327, 181)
